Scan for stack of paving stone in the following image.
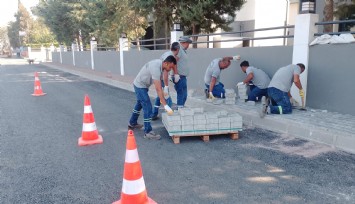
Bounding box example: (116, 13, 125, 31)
(162, 108, 242, 136)
(224, 89, 236, 105)
(237, 83, 248, 101)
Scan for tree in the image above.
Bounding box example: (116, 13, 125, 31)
(334, 0, 355, 31)
(29, 18, 57, 47)
(0, 27, 11, 54)
(323, 0, 334, 32)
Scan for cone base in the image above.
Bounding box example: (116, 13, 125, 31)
(113, 197, 157, 204)
(78, 135, 103, 146)
(32, 93, 47, 96)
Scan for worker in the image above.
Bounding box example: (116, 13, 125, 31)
(238, 60, 271, 101)
(204, 56, 239, 99)
(172, 36, 192, 109)
(128, 55, 177, 139)
(151, 42, 180, 120)
(260, 63, 306, 117)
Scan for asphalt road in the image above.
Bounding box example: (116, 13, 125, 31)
(0, 58, 355, 204)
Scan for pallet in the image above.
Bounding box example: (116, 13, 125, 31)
(171, 131, 239, 144)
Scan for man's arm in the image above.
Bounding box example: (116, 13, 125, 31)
(163, 70, 169, 86)
(243, 72, 254, 84)
(293, 74, 303, 90)
(209, 77, 217, 93)
(153, 79, 167, 106)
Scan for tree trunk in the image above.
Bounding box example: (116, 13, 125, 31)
(192, 24, 198, 48)
(165, 19, 169, 49)
(323, 0, 334, 33)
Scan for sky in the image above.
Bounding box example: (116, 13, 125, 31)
(0, 0, 39, 27)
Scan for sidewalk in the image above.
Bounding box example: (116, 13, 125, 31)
(42, 62, 355, 154)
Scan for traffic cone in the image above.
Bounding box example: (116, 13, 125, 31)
(32, 72, 46, 96)
(113, 130, 157, 204)
(78, 95, 103, 146)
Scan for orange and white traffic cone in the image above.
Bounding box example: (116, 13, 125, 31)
(113, 130, 157, 204)
(32, 72, 46, 96)
(78, 94, 103, 146)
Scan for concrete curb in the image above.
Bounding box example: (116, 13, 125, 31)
(42, 62, 355, 154)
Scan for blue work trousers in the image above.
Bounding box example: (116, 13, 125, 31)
(152, 80, 172, 117)
(129, 85, 153, 133)
(248, 85, 268, 101)
(267, 87, 292, 114)
(205, 82, 225, 98)
(173, 76, 187, 108)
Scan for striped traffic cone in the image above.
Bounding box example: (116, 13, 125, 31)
(78, 94, 103, 146)
(113, 130, 157, 204)
(32, 72, 46, 96)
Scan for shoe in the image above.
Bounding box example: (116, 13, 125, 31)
(128, 123, 143, 129)
(204, 89, 209, 98)
(259, 96, 269, 118)
(144, 131, 161, 140)
(151, 115, 160, 121)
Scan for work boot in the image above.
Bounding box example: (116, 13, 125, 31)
(128, 123, 143, 129)
(204, 89, 209, 98)
(144, 131, 161, 140)
(151, 115, 160, 121)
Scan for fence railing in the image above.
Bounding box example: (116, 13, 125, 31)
(315, 19, 355, 36)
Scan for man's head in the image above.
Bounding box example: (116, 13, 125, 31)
(297, 63, 306, 73)
(240, 60, 249, 73)
(163, 55, 177, 72)
(178, 36, 192, 50)
(170, 42, 180, 55)
(219, 58, 231, 69)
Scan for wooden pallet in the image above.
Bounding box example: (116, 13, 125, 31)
(171, 131, 239, 144)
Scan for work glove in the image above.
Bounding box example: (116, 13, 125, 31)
(237, 82, 244, 86)
(164, 104, 173, 115)
(174, 74, 180, 83)
(163, 86, 169, 99)
(232, 55, 241, 61)
(208, 92, 215, 100)
(299, 89, 305, 98)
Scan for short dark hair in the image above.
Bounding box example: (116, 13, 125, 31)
(240, 60, 249, 67)
(171, 42, 180, 51)
(164, 55, 177, 65)
(297, 63, 305, 70)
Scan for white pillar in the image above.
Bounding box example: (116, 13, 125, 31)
(28, 47, 32, 59)
(291, 13, 318, 106)
(119, 37, 128, 76)
(59, 45, 64, 64)
(40, 46, 45, 62)
(170, 30, 184, 43)
(90, 39, 97, 70)
(71, 43, 77, 66)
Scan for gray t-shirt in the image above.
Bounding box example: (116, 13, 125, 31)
(176, 43, 189, 76)
(204, 58, 222, 85)
(133, 59, 162, 88)
(246, 66, 270, 89)
(268, 64, 301, 92)
(160, 51, 173, 61)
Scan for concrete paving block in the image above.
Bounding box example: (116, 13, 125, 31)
(205, 112, 218, 119)
(207, 118, 219, 124)
(225, 93, 237, 97)
(194, 114, 206, 120)
(231, 121, 243, 128)
(181, 119, 194, 125)
(219, 122, 231, 129)
(225, 101, 236, 105)
(218, 116, 231, 124)
(217, 110, 228, 116)
(246, 101, 256, 106)
(206, 99, 213, 103)
(178, 108, 194, 116)
(164, 120, 182, 126)
(194, 124, 206, 131)
(229, 114, 243, 122)
(239, 95, 248, 100)
(181, 115, 193, 121)
(165, 114, 181, 122)
(191, 107, 204, 113)
(213, 99, 224, 105)
(182, 125, 194, 132)
(166, 125, 182, 132)
(225, 89, 235, 94)
(194, 119, 207, 125)
(206, 123, 219, 130)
